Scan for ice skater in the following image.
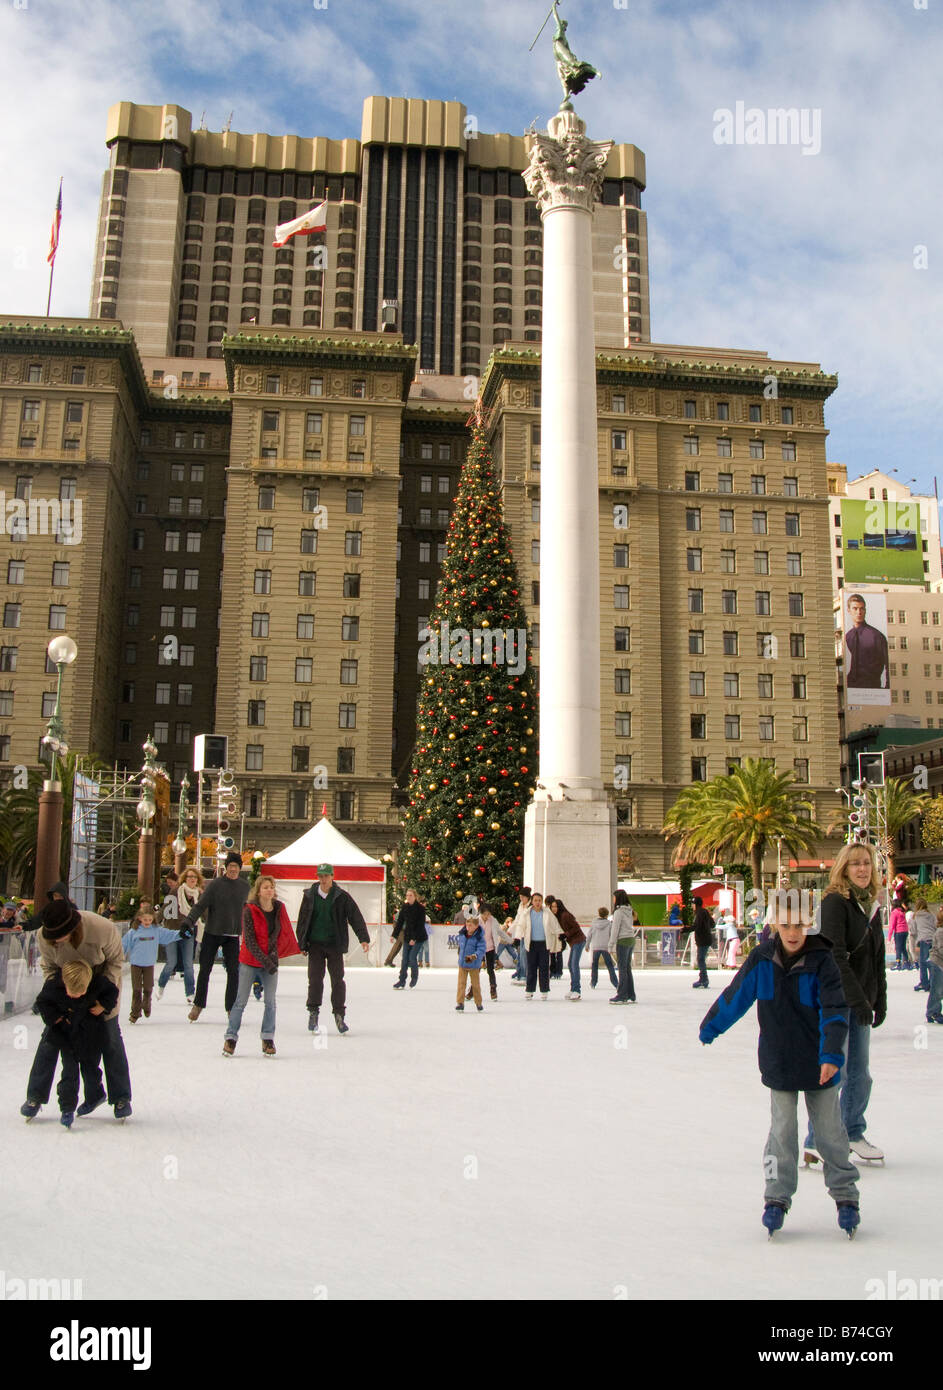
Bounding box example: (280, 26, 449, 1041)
(889, 898, 912, 970)
(585, 907, 619, 990)
(699, 897, 861, 1239)
(393, 888, 428, 990)
(608, 889, 637, 1004)
(455, 914, 486, 1012)
(183, 853, 249, 1021)
(122, 906, 189, 1023)
(157, 865, 202, 1001)
(222, 876, 300, 1057)
(21, 960, 118, 1127)
(296, 863, 370, 1034)
(926, 908, 943, 1025)
(549, 896, 585, 1000)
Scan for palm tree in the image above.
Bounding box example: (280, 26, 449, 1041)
(876, 776, 929, 883)
(0, 752, 107, 896)
(664, 757, 822, 889)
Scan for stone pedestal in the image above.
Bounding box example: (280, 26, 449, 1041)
(521, 108, 618, 913)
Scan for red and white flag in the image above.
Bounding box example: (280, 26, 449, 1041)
(47, 179, 62, 266)
(272, 201, 327, 248)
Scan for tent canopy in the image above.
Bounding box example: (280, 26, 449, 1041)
(264, 817, 384, 880)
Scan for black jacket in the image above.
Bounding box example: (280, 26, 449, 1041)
(818, 890, 887, 1024)
(35, 971, 119, 1061)
(183, 874, 249, 938)
(700, 936, 849, 1090)
(691, 906, 714, 948)
(296, 883, 369, 954)
(394, 900, 428, 944)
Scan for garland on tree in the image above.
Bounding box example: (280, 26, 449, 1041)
(396, 407, 538, 919)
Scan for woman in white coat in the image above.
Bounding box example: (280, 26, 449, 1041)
(520, 891, 560, 999)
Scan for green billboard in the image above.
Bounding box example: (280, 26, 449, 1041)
(840, 499, 924, 585)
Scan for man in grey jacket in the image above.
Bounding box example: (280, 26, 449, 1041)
(183, 853, 248, 1020)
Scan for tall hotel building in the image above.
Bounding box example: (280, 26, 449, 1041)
(0, 98, 844, 875)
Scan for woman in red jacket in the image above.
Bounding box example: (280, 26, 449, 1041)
(223, 876, 300, 1057)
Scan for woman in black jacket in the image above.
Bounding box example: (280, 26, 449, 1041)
(392, 889, 428, 990)
(804, 841, 888, 1164)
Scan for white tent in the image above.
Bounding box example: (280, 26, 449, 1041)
(262, 819, 386, 952)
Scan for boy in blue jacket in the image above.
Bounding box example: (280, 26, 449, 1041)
(456, 915, 486, 1012)
(122, 905, 189, 1023)
(699, 899, 861, 1237)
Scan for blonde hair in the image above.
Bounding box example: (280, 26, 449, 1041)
(914, 897, 928, 912)
(61, 960, 93, 993)
(826, 842, 882, 900)
(248, 875, 278, 905)
(182, 866, 204, 891)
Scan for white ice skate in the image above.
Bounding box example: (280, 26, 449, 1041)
(849, 1137, 884, 1163)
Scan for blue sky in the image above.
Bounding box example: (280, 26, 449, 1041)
(1, 0, 940, 495)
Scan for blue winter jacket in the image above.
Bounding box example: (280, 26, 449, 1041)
(121, 923, 185, 967)
(699, 936, 849, 1091)
(457, 925, 486, 970)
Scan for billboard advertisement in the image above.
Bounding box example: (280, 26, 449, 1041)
(840, 499, 924, 585)
(843, 590, 890, 706)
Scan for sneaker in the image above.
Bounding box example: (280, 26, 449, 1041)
(836, 1201, 860, 1236)
(525, 992, 534, 1000)
(113, 1099, 132, 1121)
(222, 1038, 236, 1057)
(334, 1013, 349, 1035)
(188, 1004, 203, 1022)
(76, 1090, 106, 1117)
(849, 1137, 884, 1161)
(262, 1040, 276, 1057)
(455, 1003, 465, 1011)
(762, 1201, 787, 1235)
(60, 1111, 75, 1129)
(307, 1010, 319, 1032)
(20, 1099, 41, 1119)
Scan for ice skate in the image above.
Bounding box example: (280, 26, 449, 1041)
(262, 1040, 276, 1056)
(222, 1039, 236, 1057)
(113, 1100, 132, 1123)
(762, 1201, 787, 1238)
(849, 1138, 884, 1163)
(188, 1004, 203, 1022)
(334, 1012, 349, 1034)
(21, 1099, 41, 1121)
(60, 1111, 75, 1128)
(803, 1146, 822, 1167)
(307, 1009, 319, 1032)
(76, 1090, 106, 1117)
(836, 1202, 860, 1238)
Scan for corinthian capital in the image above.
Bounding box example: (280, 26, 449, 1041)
(524, 110, 613, 216)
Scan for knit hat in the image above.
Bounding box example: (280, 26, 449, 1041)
(42, 899, 82, 940)
(225, 852, 243, 868)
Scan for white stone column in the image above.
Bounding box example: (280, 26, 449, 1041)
(521, 109, 618, 919)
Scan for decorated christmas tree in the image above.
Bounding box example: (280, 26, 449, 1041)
(396, 408, 538, 920)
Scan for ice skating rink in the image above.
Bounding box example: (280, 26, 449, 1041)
(2, 965, 938, 1300)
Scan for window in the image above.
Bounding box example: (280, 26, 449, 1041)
(258, 486, 275, 510)
(691, 757, 707, 782)
(256, 527, 273, 551)
(615, 712, 632, 738)
(254, 570, 271, 594)
(723, 673, 740, 698)
(719, 509, 734, 533)
(612, 430, 627, 451)
(614, 544, 629, 568)
(612, 393, 625, 413)
(293, 701, 311, 728)
(793, 716, 808, 742)
(688, 589, 703, 614)
(716, 438, 732, 458)
(298, 571, 317, 597)
(721, 590, 737, 614)
(614, 627, 630, 651)
(41, 690, 58, 718)
(183, 570, 198, 591)
(300, 529, 318, 554)
(758, 673, 774, 699)
(346, 490, 363, 514)
(781, 442, 797, 462)
(686, 508, 701, 532)
(438, 475, 450, 493)
(165, 532, 180, 552)
(785, 513, 800, 536)
(179, 645, 194, 668)
(342, 616, 359, 642)
(308, 377, 323, 396)
(168, 497, 183, 515)
(691, 713, 706, 739)
(690, 672, 705, 697)
(749, 404, 762, 423)
(723, 631, 738, 656)
(783, 476, 798, 496)
(126, 605, 139, 627)
(65, 401, 84, 425)
(418, 578, 431, 601)
(0, 647, 17, 671)
(160, 606, 176, 628)
(793, 758, 808, 783)
(171, 464, 185, 482)
(3, 603, 21, 629)
(750, 442, 765, 462)
(289, 746, 311, 774)
(186, 533, 201, 554)
(614, 585, 630, 609)
(339, 702, 356, 728)
(249, 656, 267, 681)
(683, 400, 697, 419)
(724, 715, 740, 739)
(786, 552, 802, 576)
(788, 593, 804, 617)
(289, 657, 311, 684)
(687, 548, 702, 572)
(418, 508, 432, 524)
(265, 375, 280, 394)
(191, 463, 204, 480)
(162, 569, 177, 590)
(349, 415, 366, 437)
(615, 668, 631, 694)
(297, 614, 315, 639)
(789, 633, 805, 659)
(131, 530, 145, 551)
(247, 700, 266, 726)
(757, 632, 774, 658)
(754, 551, 769, 575)
(792, 675, 807, 700)
(22, 400, 40, 422)
(302, 488, 321, 514)
(685, 470, 700, 491)
(306, 412, 322, 436)
(6, 560, 24, 585)
(155, 683, 170, 705)
(124, 644, 136, 665)
(683, 434, 700, 458)
(245, 745, 264, 772)
(752, 511, 768, 535)
(60, 478, 77, 502)
(688, 630, 704, 655)
(719, 549, 736, 574)
(750, 473, 766, 493)
(345, 532, 362, 556)
(755, 591, 771, 616)
(336, 747, 355, 775)
(437, 509, 449, 527)
(26, 365, 42, 383)
(759, 716, 775, 741)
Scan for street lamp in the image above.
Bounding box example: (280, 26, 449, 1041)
(172, 774, 190, 874)
(136, 734, 160, 899)
(34, 635, 78, 910)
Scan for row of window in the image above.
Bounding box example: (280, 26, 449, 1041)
(678, 441, 798, 464)
(137, 499, 205, 519)
(688, 671, 808, 705)
(6, 562, 71, 586)
(689, 757, 810, 783)
(23, 364, 88, 386)
(686, 509, 802, 536)
(0, 690, 59, 717)
(2, 604, 66, 630)
(889, 663, 943, 678)
(257, 488, 363, 514)
(689, 630, 806, 659)
(260, 411, 366, 436)
(135, 462, 206, 483)
(0, 649, 60, 673)
(683, 468, 799, 488)
(255, 529, 363, 557)
(118, 682, 195, 706)
(246, 701, 358, 729)
(890, 610, 942, 626)
(21, 400, 84, 423)
(688, 549, 804, 576)
(139, 431, 208, 452)
(687, 590, 805, 617)
(681, 401, 795, 425)
(6, 478, 77, 502)
(248, 657, 358, 685)
(688, 713, 810, 739)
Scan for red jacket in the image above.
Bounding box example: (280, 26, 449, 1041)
(239, 902, 301, 968)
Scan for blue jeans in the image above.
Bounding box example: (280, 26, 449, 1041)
(398, 940, 422, 986)
(568, 940, 585, 992)
(917, 938, 931, 990)
(927, 962, 943, 1021)
(226, 964, 277, 1041)
(158, 936, 195, 995)
(696, 942, 709, 986)
(418, 936, 430, 965)
(614, 941, 636, 1001)
(590, 949, 618, 988)
(513, 944, 527, 980)
(806, 1014, 871, 1146)
(893, 933, 911, 967)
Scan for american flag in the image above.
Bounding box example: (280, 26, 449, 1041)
(47, 180, 62, 266)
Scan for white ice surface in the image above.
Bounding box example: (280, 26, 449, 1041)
(1, 965, 938, 1300)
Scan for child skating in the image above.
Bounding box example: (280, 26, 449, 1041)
(455, 914, 486, 1012)
(21, 960, 118, 1127)
(698, 898, 861, 1239)
(122, 906, 189, 1022)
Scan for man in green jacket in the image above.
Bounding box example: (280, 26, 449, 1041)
(296, 863, 370, 1034)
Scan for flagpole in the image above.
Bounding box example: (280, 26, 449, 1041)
(46, 261, 54, 317)
(46, 177, 62, 317)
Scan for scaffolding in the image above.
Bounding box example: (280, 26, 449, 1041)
(69, 760, 171, 910)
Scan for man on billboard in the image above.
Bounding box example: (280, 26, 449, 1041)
(844, 594, 889, 690)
